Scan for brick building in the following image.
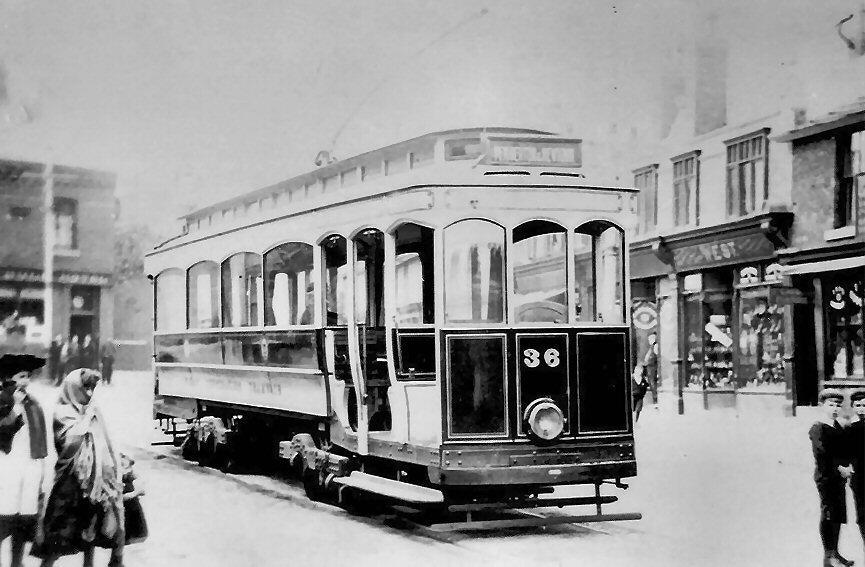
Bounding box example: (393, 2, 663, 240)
(0, 158, 116, 361)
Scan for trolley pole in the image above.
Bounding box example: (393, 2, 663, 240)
(42, 162, 55, 349)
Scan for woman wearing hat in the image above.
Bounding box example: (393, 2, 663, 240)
(810, 388, 855, 567)
(0, 354, 49, 567)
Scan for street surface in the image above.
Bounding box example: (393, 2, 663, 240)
(4, 371, 863, 567)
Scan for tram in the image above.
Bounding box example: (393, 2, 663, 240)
(145, 127, 641, 529)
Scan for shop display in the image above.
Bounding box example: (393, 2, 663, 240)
(738, 293, 785, 388)
(827, 279, 864, 380)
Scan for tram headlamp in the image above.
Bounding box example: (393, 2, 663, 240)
(524, 398, 565, 441)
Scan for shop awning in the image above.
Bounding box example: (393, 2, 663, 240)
(783, 255, 865, 275)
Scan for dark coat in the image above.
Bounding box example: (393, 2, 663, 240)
(847, 419, 864, 522)
(809, 421, 848, 522)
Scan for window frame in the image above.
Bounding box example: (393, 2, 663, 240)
(633, 164, 659, 233)
(262, 241, 316, 328)
(835, 128, 863, 230)
(52, 197, 78, 250)
(724, 128, 770, 218)
(671, 150, 701, 227)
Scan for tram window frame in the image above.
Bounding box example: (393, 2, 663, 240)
(154, 268, 186, 332)
(321, 235, 350, 326)
(573, 221, 626, 325)
(263, 242, 315, 327)
(392, 222, 435, 326)
(353, 228, 386, 327)
(512, 220, 569, 324)
(443, 218, 506, 325)
(220, 252, 263, 328)
(187, 261, 221, 329)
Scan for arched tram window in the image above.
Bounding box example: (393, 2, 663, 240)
(221, 252, 262, 327)
(512, 220, 568, 324)
(392, 222, 435, 325)
(154, 268, 185, 332)
(187, 261, 220, 328)
(444, 219, 505, 324)
(264, 243, 314, 326)
(321, 235, 349, 326)
(574, 221, 625, 324)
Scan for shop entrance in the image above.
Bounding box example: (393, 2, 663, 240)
(69, 314, 95, 343)
(792, 303, 817, 406)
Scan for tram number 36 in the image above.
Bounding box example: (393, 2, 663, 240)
(523, 348, 560, 368)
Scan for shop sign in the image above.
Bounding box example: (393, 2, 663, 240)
(632, 303, 658, 330)
(672, 233, 776, 271)
(0, 269, 110, 286)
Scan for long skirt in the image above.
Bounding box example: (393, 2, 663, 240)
(31, 472, 124, 558)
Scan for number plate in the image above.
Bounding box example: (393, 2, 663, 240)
(516, 334, 570, 435)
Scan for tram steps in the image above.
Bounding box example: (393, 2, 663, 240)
(330, 471, 444, 504)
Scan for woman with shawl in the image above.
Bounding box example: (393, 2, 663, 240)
(33, 369, 125, 567)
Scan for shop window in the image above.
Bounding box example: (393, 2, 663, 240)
(221, 252, 262, 327)
(512, 220, 567, 323)
(393, 223, 435, 325)
(444, 219, 505, 324)
(574, 221, 625, 324)
(683, 270, 734, 390)
(672, 151, 700, 227)
(737, 288, 785, 390)
(835, 129, 863, 229)
(155, 268, 185, 331)
(53, 197, 78, 249)
(264, 242, 314, 326)
(725, 130, 769, 218)
(826, 273, 864, 380)
(633, 165, 658, 233)
(187, 261, 220, 328)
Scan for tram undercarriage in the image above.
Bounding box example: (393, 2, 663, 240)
(156, 407, 641, 532)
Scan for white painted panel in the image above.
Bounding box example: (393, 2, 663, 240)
(404, 383, 441, 446)
(158, 365, 328, 416)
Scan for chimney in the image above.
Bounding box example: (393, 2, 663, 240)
(694, 13, 728, 136)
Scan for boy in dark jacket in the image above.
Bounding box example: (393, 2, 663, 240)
(810, 388, 854, 567)
(848, 389, 865, 555)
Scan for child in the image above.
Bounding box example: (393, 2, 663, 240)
(631, 363, 649, 423)
(847, 390, 865, 556)
(120, 453, 148, 545)
(809, 389, 854, 567)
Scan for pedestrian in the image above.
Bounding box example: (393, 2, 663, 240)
(32, 369, 125, 567)
(644, 332, 659, 407)
(846, 389, 865, 555)
(81, 335, 97, 371)
(0, 354, 50, 567)
(100, 340, 116, 386)
(119, 453, 147, 545)
(809, 388, 855, 567)
(631, 363, 649, 423)
(65, 336, 80, 376)
(47, 336, 62, 386)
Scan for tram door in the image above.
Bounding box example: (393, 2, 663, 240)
(350, 230, 391, 449)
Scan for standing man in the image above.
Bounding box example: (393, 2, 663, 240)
(809, 388, 855, 567)
(100, 339, 117, 385)
(0, 354, 49, 567)
(847, 390, 865, 556)
(643, 332, 659, 407)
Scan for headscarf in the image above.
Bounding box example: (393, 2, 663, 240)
(55, 369, 122, 508)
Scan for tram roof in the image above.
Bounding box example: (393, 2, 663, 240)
(156, 127, 635, 252)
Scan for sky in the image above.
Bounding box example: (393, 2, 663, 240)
(0, 0, 861, 237)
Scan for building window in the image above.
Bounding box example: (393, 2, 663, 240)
(633, 165, 658, 233)
(672, 151, 700, 227)
(725, 129, 769, 218)
(836, 129, 863, 229)
(53, 197, 78, 249)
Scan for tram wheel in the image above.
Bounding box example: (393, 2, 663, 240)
(302, 466, 324, 502)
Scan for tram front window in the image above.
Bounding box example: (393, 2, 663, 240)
(393, 223, 434, 325)
(155, 268, 185, 331)
(574, 222, 625, 324)
(513, 220, 567, 323)
(444, 219, 505, 324)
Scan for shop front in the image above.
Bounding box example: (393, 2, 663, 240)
(782, 249, 865, 401)
(630, 211, 797, 414)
